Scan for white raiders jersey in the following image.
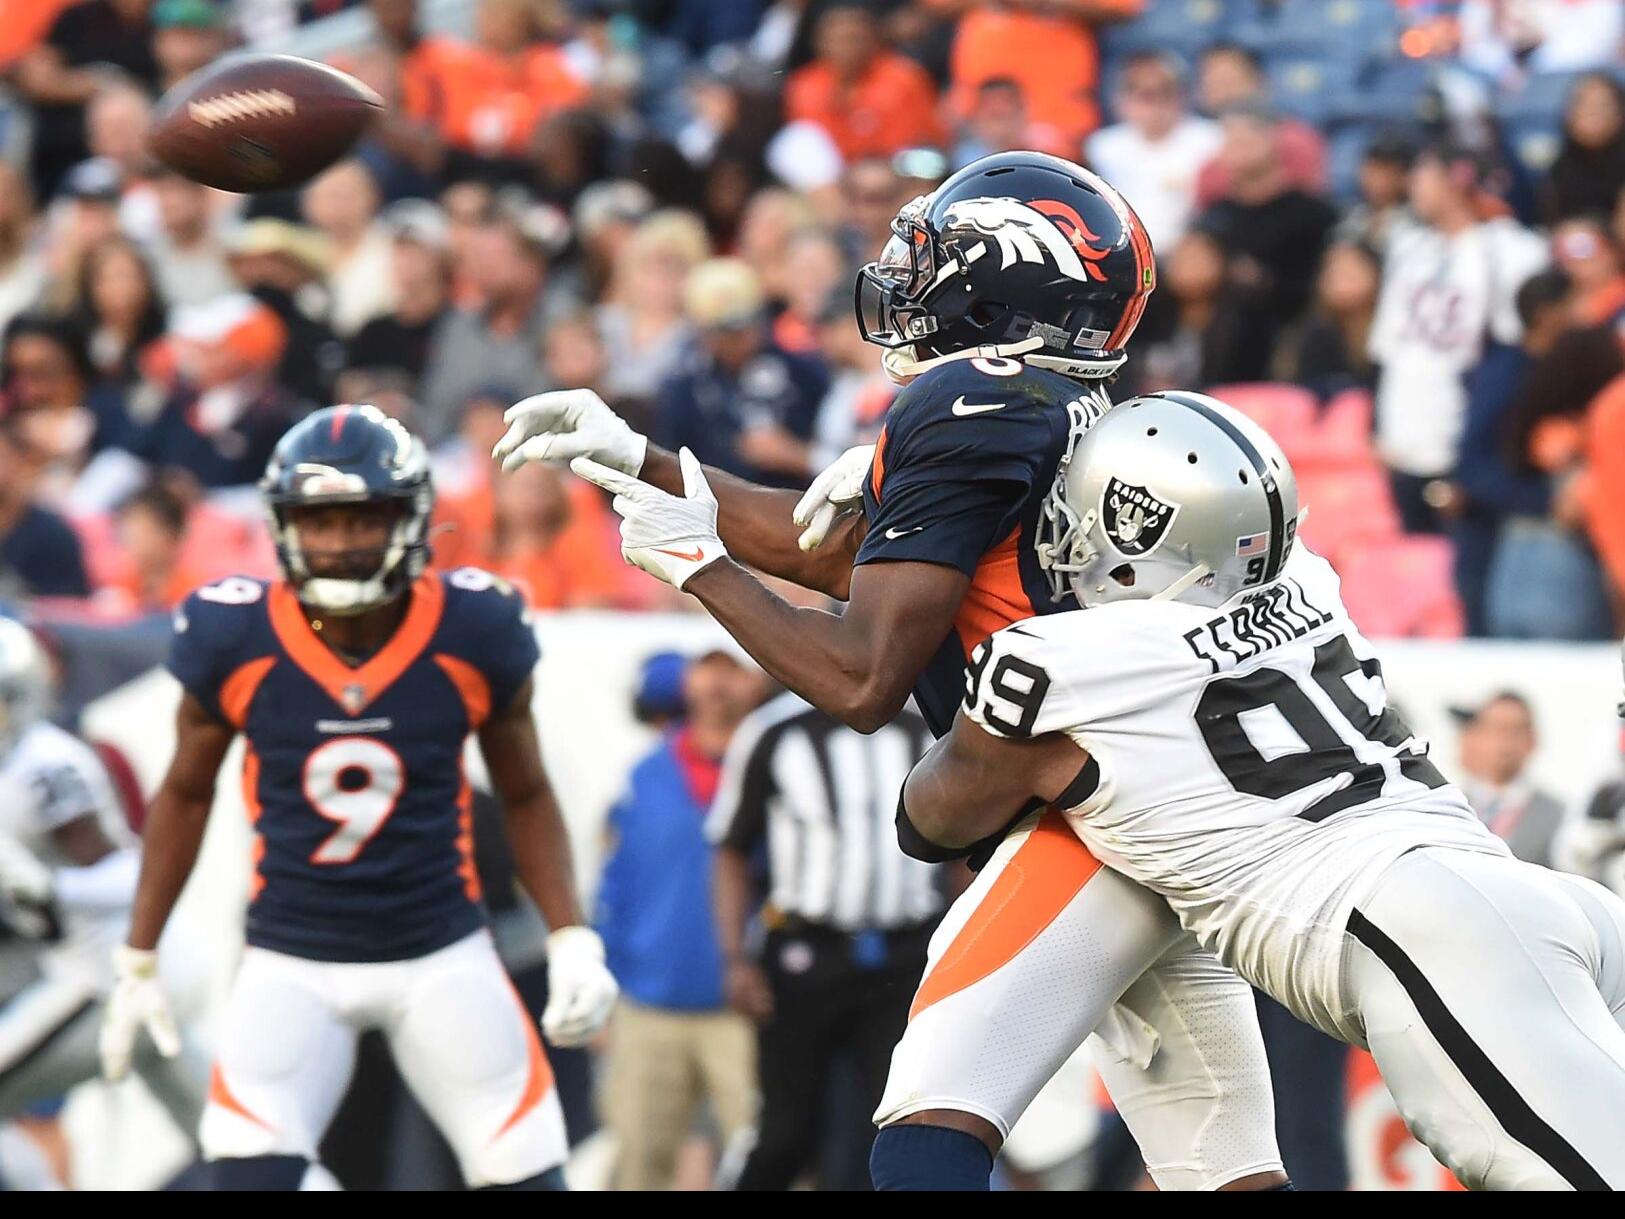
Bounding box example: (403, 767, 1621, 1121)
(962, 546, 1509, 1039)
(0, 721, 134, 980)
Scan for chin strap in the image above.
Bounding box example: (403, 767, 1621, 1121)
(1151, 563, 1213, 603)
(880, 335, 1045, 383)
(297, 576, 391, 616)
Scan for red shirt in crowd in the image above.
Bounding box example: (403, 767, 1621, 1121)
(785, 50, 943, 160)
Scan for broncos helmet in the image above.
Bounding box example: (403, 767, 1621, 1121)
(261, 404, 433, 616)
(855, 150, 1156, 382)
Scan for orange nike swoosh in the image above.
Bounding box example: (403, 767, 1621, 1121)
(654, 546, 706, 562)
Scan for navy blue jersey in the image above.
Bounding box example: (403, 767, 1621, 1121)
(168, 568, 538, 963)
(857, 357, 1109, 736)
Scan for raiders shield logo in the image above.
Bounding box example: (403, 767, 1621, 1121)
(1102, 478, 1179, 556)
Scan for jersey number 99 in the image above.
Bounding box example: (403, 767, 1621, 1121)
(302, 738, 406, 864)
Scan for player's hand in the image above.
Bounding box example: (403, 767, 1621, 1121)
(570, 448, 728, 590)
(725, 958, 773, 1022)
(541, 926, 618, 1047)
(0, 834, 59, 941)
(492, 388, 648, 476)
(793, 444, 874, 552)
(99, 944, 181, 1081)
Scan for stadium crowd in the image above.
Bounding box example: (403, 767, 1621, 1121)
(1, 0, 1624, 1192)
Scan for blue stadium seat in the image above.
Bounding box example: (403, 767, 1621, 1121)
(1231, 0, 1398, 60)
(1267, 55, 1361, 126)
(1331, 60, 1437, 125)
(1496, 71, 1583, 124)
(1327, 124, 1373, 203)
(1100, 0, 1244, 59)
(1503, 115, 1564, 175)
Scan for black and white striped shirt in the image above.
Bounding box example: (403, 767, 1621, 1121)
(708, 694, 944, 932)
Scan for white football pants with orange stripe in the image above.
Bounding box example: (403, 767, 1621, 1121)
(201, 929, 567, 1187)
(876, 813, 1282, 1190)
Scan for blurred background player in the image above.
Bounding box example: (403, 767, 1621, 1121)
(0, 616, 200, 1180)
(97, 404, 617, 1190)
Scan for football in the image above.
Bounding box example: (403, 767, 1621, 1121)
(149, 53, 384, 193)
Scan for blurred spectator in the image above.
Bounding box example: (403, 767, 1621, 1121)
(1194, 104, 1336, 330)
(597, 650, 764, 1191)
(771, 228, 847, 356)
(72, 235, 165, 390)
(655, 258, 828, 490)
(1370, 138, 1547, 534)
(1539, 73, 1625, 227)
(14, 0, 159, 198)
(144, 166, 236, 309)
(439, 177, 497, 304)
(1578, 369, 1625, 619)
(0, 165, 46, 334)
(130, 293, 300, 489)
(951, 77, 1067, 169)
(1557, 745, 1625, 897)
(539, 310, 613, 410)
(945, 0, 1141, 149)
(1085, 51, 1221, 252)
(1459, 0, 1625, 84)
(1193, 42, 1326, 207)
(709, 695, 941, 1191)
(1334, 130, 1417, 256)
(784, 3, 941, 164)
(1441, 270, 1570, 636)
(1278, 239, 1382, 399)
(1452, 691, 1565, 868)
(595, 209, 707, 409)
(41, 157, 124, 314)
(226, 218, 343, 406)
(834, 155, 903, 266)
(0, 418, 90, 598)
(302, 159, 395, 338)
(736, 187, 818, 307)
(420, 216, 561, 441)
(430, 0, 588, 164)
(150, 0, 232, 92)
(1135, 227, 1273, 393)
(84, 81, 156, 236)
(1552, 215, 1625, 326)
(571, 179, 655, 303)
(345, 201, 452, 387)
(485, 462, 624, 609)
(810, 292, 893, 467)
(105, 477, 197, 611)
(331, 43, 447, 204)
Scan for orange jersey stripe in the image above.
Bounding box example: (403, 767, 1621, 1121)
(434, 653, 493, 730)
(910, 811, 1101, 1020)
(870, 424, 889, 504)
(454, 767, 481, 903)
(242, 745, 266, 901)
(219, 656, 275, 729)
(953, 525, 1036, 655)
(209, 1063, 272, 1131)
(493, 982, 555, 1141)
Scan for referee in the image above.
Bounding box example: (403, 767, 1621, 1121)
(709, 692, 945, 1191)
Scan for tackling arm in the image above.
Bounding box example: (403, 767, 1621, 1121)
(901, 709, 1092, 852)
(125, 693, 235, 951)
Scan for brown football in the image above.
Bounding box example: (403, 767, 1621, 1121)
(149, 53, 384, 193)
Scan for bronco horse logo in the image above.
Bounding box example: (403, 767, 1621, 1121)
(942, 196, 1115, 283)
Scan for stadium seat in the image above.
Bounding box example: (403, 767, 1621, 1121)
(1296, 463, 1401, 563)
(1233, 0, 1399, 59)
(1335, 535, 1464, 639)
(1331, 60, 1436, 125)
(1267, 55, 1362, 126)
(1496, 70, 1583, 124)
(1293, 387, 1377, 469)
(1204, 382, 1318, 455)
(1099, 0, 1241, 58)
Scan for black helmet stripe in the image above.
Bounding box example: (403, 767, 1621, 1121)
(1158, 392, 1287, 582)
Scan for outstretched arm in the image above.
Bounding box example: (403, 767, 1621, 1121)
(900, 709, 1091, 852)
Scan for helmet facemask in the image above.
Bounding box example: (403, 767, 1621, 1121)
(269, 481, 432, 617)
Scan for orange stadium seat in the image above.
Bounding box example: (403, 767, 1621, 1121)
(1297, 462, 1401, 564)
(1336, 535, 1464, 639)
(1205, 382, 1318, 461)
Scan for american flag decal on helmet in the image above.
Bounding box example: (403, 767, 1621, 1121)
(1236, 533, 1269, 558)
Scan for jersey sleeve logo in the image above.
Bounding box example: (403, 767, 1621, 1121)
(1103, 477, 1180, 557)
(951, 395, 1007, 416)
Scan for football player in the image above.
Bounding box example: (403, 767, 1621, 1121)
(902, 390, 1625, 1191)
(98, 405, 618, 1190)
(496, 152, 1287, 1191)
(0, 618, 202, 1141)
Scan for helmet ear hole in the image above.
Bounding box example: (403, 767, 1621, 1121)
(1109, 564, 1136, 587)
(968, 300, 1007, 328)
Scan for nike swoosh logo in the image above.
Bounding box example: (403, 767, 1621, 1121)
(885, 526, 924, 539)
(654, 546, 706, 562)
(952, 396, 1006, 416)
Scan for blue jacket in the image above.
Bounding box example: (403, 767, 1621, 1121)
(595, 733, 726, 1011)
(1457, 343, 1550, 519)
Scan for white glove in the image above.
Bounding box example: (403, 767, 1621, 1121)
(99, 944, 181, 1081)
(0, 834, 57, 941)
(492, 388, 648, 476)
(541, 926, 618, 1047)
(570, 447, 728, 590)
(792, 444, 875, 551)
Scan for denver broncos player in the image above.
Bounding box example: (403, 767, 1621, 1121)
(98, 405, 618, 1190)
(496, 152, 1287, 1191)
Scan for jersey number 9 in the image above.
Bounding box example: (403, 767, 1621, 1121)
(302, 737, 406, 864)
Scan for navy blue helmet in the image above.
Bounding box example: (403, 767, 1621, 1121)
(260, 404, 433, 615)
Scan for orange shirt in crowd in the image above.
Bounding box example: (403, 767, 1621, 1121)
(428, 41, 588, 158)
(946, 2, 1143, 145)
(434, 477, 629, 610)
(0, 0, 71, 67)
(784, 51, 943, 161)
(1582, 371, 1625, 600)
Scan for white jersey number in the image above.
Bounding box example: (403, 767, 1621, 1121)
(303, 737, 406, 864)
(1195, 635, 1446, 822)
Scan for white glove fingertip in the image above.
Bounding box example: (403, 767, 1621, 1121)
(150, 1013, 182, 1059)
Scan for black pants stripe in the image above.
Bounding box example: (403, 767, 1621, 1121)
(1347, 908, 1610, 1192)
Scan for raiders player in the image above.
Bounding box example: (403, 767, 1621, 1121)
(902, 390, 1625, 1191)
(502, 152, 1287, 1191)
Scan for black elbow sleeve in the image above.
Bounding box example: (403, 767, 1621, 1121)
(895, 787, 974, 864)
